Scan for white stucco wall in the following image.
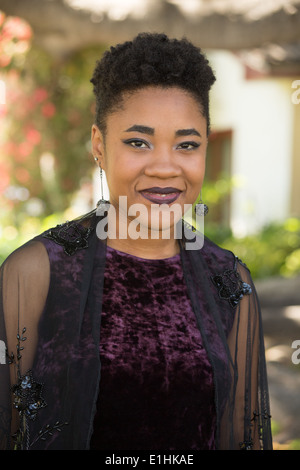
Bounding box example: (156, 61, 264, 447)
(208, 51, 294, 236)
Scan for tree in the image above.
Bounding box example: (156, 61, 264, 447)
(0, 11, 105, 255)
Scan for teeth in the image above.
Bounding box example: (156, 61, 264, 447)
(143, 191, 179, 199)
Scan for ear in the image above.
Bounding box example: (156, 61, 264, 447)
(91, 124, 106, 170)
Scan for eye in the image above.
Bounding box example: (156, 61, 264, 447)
(123, 138, 150, 149)
(177, 141, 201, 150)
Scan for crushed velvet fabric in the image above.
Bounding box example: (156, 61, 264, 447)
(90, 246, 216, 450)
(0, 214, 272, 450)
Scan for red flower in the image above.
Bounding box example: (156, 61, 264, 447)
(0, 12, 5, 28)
(0, 103, 7, 117)
(26, 127, 41, 145)
(3, 17, 32, 41)
(0, 162, 10, 192)
(0, 54, 11, 67)
(18, 141, 33, 160)
(15, 167, 30, 184)
(42, 102, 56, 118)
(2, 141, 18, 156)
(33, 88, 48, 103)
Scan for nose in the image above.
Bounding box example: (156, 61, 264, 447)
(144, 147, 181, 179)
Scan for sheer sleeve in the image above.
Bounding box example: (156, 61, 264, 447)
(0, 240, 50, 449)
(220, 261, 272, 450)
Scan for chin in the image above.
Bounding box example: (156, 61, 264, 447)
(133, 214, 181, 239)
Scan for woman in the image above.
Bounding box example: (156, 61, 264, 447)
(0, 33, 272, 450)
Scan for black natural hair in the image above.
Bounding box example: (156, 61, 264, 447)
(90, 33, 216, 135)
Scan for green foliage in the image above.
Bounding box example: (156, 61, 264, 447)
(0, 210, 66, 265)
(0, 11, 107, 223)
(216, 218, 300, 279)
(0, 12, 110, 266)
(197, 178, 300, 280)
(288, 439, 300, 450)
(1, 42, 104, 214)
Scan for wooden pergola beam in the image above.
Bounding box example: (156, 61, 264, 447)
(0, 0, 300, 58)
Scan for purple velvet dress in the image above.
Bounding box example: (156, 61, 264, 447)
(90, 246, 216, 450)
(0, 215, 273, 450)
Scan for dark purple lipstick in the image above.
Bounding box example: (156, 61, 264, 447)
(139, 187, 182, 204)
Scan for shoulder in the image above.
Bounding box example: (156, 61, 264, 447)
(1, 212, 97, 277)
(201, 236, 252, 286)
(200, 235, 253, 309)
(1, 240, 51, 319)
(1, 239, 50, 281)
(201, 235, 242, 272)
(37, 212, 97, 257)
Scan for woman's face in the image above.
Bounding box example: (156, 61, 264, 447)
(91, 86, 208, 236)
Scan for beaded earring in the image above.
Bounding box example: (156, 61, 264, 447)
(94, 157, 110, 213)
(194, 192, 209, 216)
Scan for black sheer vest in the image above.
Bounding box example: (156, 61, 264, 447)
(0, 212, 272, 450)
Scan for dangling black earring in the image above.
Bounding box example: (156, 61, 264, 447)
(194, 191, 209, 216)
(95, 157, 110, 213)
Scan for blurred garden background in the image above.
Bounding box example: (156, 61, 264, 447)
(1, 0, 300, 449)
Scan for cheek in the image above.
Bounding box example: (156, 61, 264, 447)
(187, 156, 206, 190)
(104, 153, 140, 198)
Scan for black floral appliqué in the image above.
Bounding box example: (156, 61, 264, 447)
(11, 370, 46, 421)
(43, 221, 93, 256)
(211, 269, 252, 308)
(8, 327, 68, 449)
(239, 439, 254, 450)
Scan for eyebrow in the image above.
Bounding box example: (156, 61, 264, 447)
(175, 128, 202, 138)
(124, 125, 154, 135)
(124, 125, 201, 138)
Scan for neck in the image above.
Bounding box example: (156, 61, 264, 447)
(107, 236, 180, 260)
(103, 206, 180, 259)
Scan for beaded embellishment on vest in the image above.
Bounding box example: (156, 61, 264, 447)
(211, 268, 252, 308)
(7, 327, 68, 449)
(43, 221, 94, 256)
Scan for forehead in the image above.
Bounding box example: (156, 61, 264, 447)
(105, 86, 207, 134)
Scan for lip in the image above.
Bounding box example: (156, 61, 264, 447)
(139, 187, 182, 204)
